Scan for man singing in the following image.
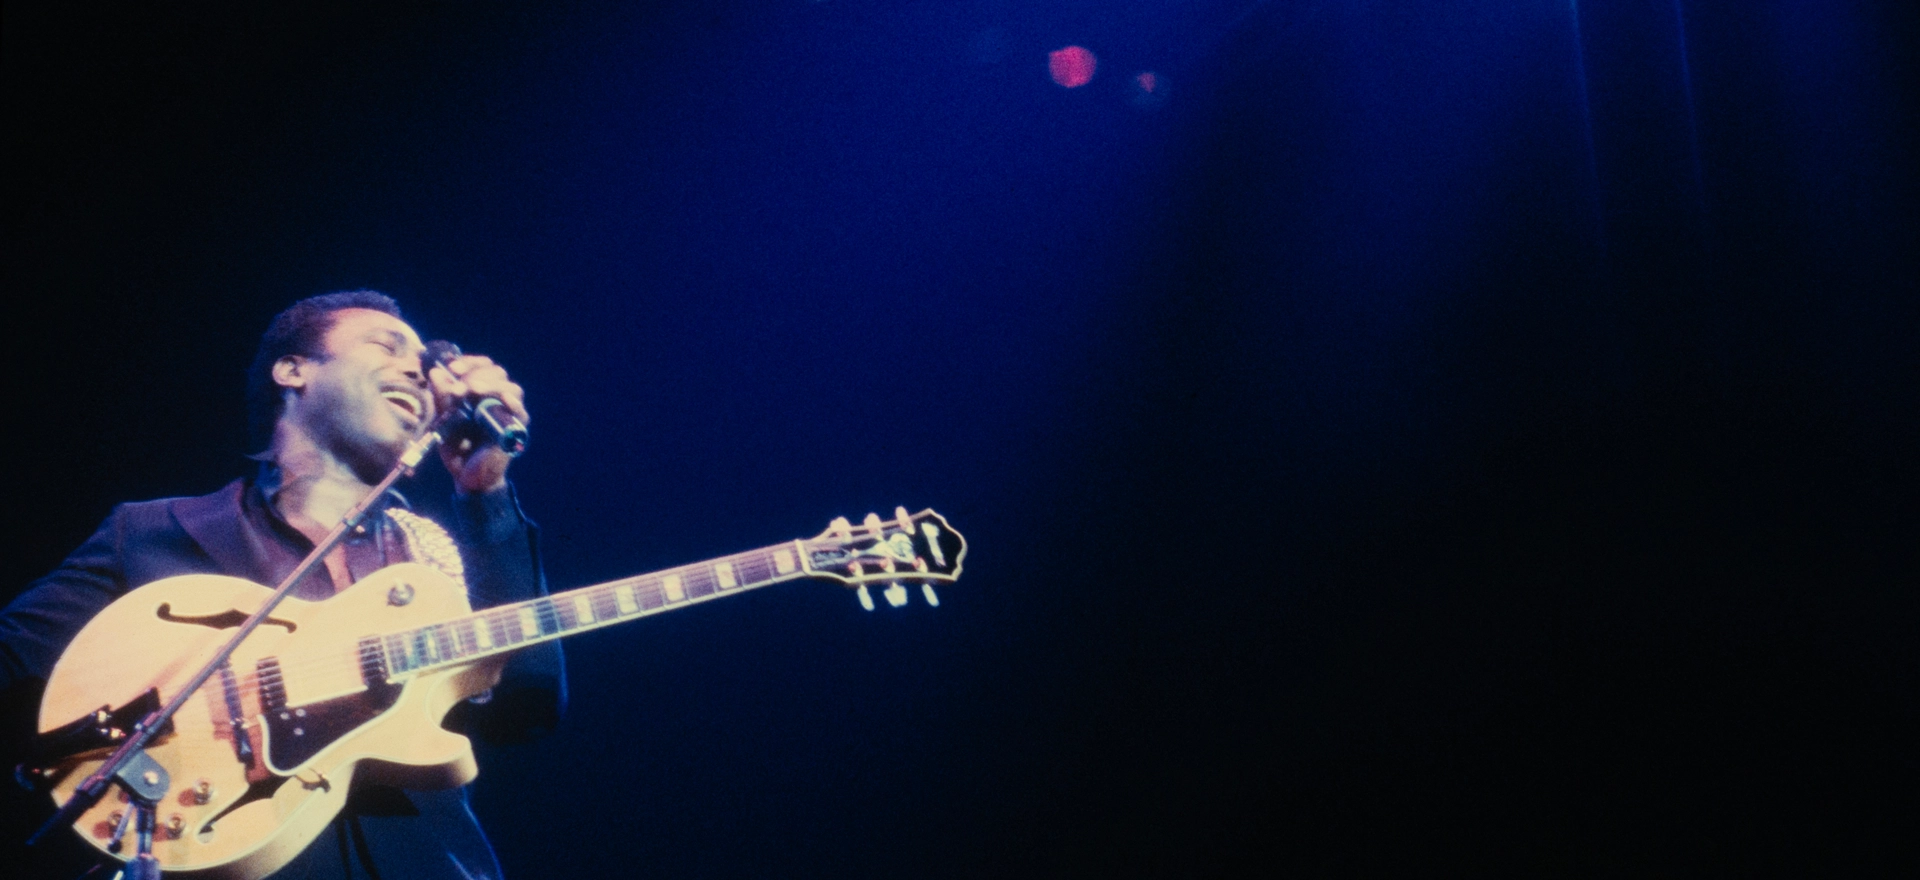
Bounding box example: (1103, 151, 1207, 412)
(0, 290, 564, 879)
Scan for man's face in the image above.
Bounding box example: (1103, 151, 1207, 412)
(288, 308, 433, 475)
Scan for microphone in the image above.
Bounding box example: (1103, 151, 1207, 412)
(422, 340, 529, 457)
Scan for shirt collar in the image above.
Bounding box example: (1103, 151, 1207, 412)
(252, 461, 413, 519)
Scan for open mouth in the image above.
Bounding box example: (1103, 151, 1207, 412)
(381, 390, 425, 424)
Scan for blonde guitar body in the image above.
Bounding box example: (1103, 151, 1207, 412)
(34, 508, 967, 880)
(39, 564, 502, 879)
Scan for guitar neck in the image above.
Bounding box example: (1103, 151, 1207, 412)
(374, 539, 816, 677)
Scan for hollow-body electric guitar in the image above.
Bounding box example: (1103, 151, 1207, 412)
(34, 508, 964, 879)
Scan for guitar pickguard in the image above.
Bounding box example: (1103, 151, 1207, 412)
(259, 635, 401, 773)
(259, 679, 400, 774)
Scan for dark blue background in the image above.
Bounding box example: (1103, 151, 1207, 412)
(5, 1, 1914, 874)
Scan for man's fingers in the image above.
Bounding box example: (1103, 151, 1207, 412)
(456, 361, 525, 417)
(443, 354, 496, 379)
(428, 364, 464, 394)
(427, 365, 467, 416)
(431, 355, 527, 422)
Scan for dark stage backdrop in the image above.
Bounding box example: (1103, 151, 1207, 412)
(4, 1, 1914, 875)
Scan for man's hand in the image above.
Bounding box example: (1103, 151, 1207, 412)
(427, 353, 528, 494)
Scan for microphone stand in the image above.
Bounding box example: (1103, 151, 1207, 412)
(28, 430, 445, 878)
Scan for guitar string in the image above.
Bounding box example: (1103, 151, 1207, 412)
(198, 547, 810, 705)
(171, 532, 935, 710)
(228, 570, 747, 697)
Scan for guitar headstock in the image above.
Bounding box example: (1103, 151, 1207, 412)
(804, 508, 966, 610)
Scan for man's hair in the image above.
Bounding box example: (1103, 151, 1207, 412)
(246, 290, 405, 451)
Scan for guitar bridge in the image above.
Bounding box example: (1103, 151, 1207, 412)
(217, 662, 256, 769)
(21, 688, 171, 787)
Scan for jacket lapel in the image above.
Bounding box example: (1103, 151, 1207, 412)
(169, 479, 269, 583)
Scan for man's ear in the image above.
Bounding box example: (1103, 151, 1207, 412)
(271, 355, 309, 392)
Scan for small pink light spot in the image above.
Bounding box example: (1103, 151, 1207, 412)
(1130, 71, 1168, 109)
(1048, 46, 1097, 88)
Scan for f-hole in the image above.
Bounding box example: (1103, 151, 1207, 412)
(155, 604, 297, 633)
(201, 775, 290, 835)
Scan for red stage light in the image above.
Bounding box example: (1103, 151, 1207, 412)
(1048, 46, 1097, 88)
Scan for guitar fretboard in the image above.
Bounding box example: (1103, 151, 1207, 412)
(370, 540, 814, 677)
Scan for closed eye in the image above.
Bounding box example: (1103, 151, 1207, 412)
(369, 333, 405, 356)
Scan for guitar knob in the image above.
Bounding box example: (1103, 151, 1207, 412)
(106, 809, 131, 852)
(921, 584, 940, 607)
(884, 582, 908, 608)
(856, 585, 875, 612)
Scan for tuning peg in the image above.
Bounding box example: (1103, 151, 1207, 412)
(863, 513, 884, 536)
(856, 585, 875, 611)
(921, 584, 940, 607)
(830, 517, 853, 540)
(921, 521, 947, 567)
(895, 506, 913, 532)
(884, 582, 908, 607)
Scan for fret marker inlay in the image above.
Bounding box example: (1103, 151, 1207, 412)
(716, 562, 737, 589)
(663, 575, 684, 602)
